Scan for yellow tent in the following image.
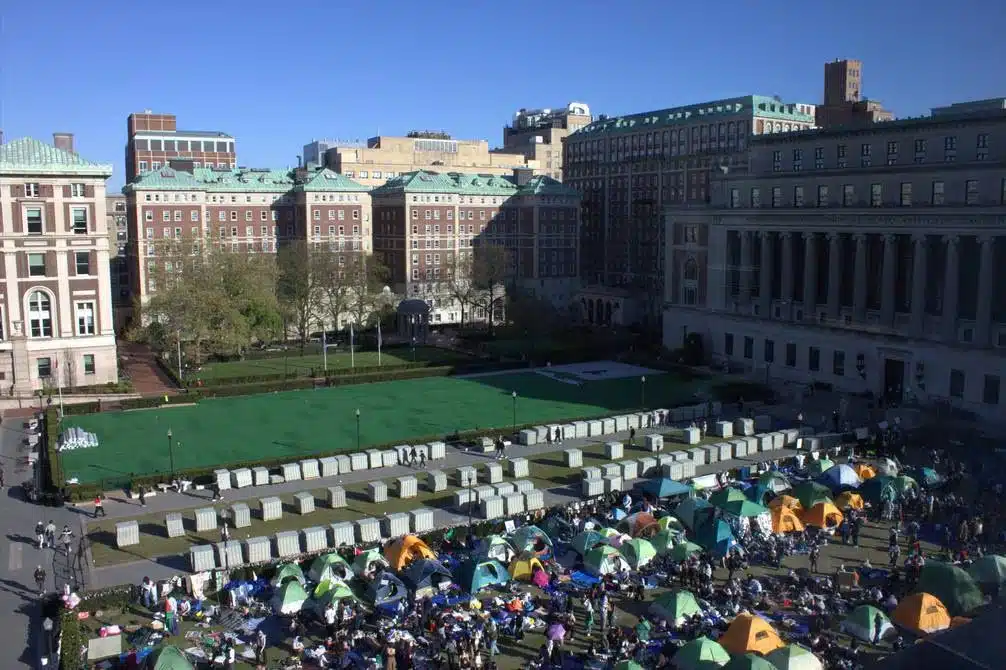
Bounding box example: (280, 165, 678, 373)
(508, 554, 545, 582)
(770, 506, 805, 534)
(768, 495, 803, 512)
(853, 463, 876, 480)
(718, 613, 786, 656)
(801, 501, 844, 528)
(835, 491, 865, 511)
(384, 535, 437, 571)
(892, 593, 951, 635)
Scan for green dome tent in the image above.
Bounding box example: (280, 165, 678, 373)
(584, 545, 631, 576)
(308, 553, 352, 583)
(967, 554, 1006, 594)
(720, 499, 770, 518)
(918, 561, 985, 615)
(352, 549, 389, 577)
(651, 529, 679, 554)
(670, 541, 704, 561)
(509, 525, 553, 555)
(672, 636, 730, 669)
(758, 471, 791, 493)
(614, 662, 646, 670)
(841, 604, 893, 642)
(860, 475, 897, 504)
(807, 458, 835, 477)
(475, 534, 516, 563)
(621, 538, 657, 568)
(271, 562, 305, 587)
(571, 530, 605, 557)
(723, 653, 779, 670)
(792, 481, 832, 510)
(709, 487, 748, 509)
(766, 644, 824, 670)
(456, 558, 510, 594)
(272, 580, 309, 615)
(312, 580, 357, 612)
(675, 497, 713, 529)
(143, 646, 195, 670)
(650, 590, 702, 625)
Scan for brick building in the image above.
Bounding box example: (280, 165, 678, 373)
(814, 59, 893, 129)
(125, 111, 236, 183)
(502, 103, 592, 181)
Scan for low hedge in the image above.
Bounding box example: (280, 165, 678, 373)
(192, 360, 428, 387)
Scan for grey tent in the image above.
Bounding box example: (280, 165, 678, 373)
(364, 571, 408, 607)
(400, 558, 452, 596)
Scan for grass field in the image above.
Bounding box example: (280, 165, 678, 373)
(61, 369, 708, 487)
(191, 345, 468, 381)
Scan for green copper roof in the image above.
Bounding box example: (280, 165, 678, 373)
(0, 137, 113, 177)
(451, 172, 518, 196)
(516, 175, 579, 198)
(571, 95, 814, 137)
(295, 168, 368, 192)
(371, 170, 461, 195)
(371, 170, 578, 200)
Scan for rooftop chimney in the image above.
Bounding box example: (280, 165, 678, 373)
(53, 132, 75, 153)
(512, 167, 533, 187)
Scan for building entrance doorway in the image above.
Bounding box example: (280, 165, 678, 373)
(883, 358, 905, 404)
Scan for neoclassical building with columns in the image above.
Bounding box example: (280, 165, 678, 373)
(663, 106, 1006, 422)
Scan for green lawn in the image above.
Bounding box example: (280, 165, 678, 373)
(191, 345, 468, 381)
(60, 369, 709, 487)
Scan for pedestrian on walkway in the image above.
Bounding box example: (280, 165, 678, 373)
(809, 544, 820, 573)
(211, 482, 221, 502)
(220, 523, 230, 542)
(93, 495, 106, 517)
(61, 525, 73, 555)
(35, 521, 45, 550)
(409, 446, 418, 467)
(34, 565, 46, 596)
(0, 465, 5, 487)
(628, 427, 635, 446)
(138, 487, 147, 507)
(45, 520, 56, 548)
(418, 450, 427, 469)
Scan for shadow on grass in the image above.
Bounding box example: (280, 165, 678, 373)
(139, 522, 167, 539)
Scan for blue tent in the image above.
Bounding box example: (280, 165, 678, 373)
(400, 559, 452, 595)
(746, 484, 772, 504)
(610, 508, 628, 521)
(455, 558, 510, 594)
(675, 497, 713, 529)
(364, 572, 408, 606)
(817, 463, 862, 491)
(694, 519, 738, 557)
(640, 478, 692, 499)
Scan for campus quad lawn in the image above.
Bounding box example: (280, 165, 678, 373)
(191, 345, 467, 382)
(61, 369, 708, 487)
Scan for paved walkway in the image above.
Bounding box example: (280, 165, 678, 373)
(118, 341, 179, 395)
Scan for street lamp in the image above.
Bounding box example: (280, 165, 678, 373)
(167, 428, 175, 482)
(511, 391, 517, 434)
(355, 409, 361, 450)
(640, 376, 646, 410)
(411, 337, 416, 361)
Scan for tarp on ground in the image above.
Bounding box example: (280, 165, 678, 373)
(584, 544, 631, 576)
(770, 506, 805, 533)
(641, 478, 692, 499)
(817, 463, 862, 491)
(571, 530, 605, 557)
(892, 592, 951, 635)
(672, 636, 730, 669)
(271, 562, 305, 587)
(620, 538, 657, 568)
(399, 558, 452, 596)
(508, 525, 553, 556)
(694, 519, 738, 558)
(353, 549, 390, 577)
(364, 571, 408, 607)
(917, 561, 985, 616)
(841, 604, 894, 642)
(142, 646, 195, 670)
(308, 553, 352, 583)
(674, 497, 713, 529)
(385, 535, 437, 571)
(272, 580, 309, 615)
(967, 554, 1006, 594)
(475, 534, 516, 564)
(765, 644, 824, 670)
(456, 558, 510, 594)
(650, 590, 703, 625)
(718, 612, 785, 655)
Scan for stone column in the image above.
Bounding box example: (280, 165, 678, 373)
(941, 235, 960, 343)
(780, 232, 793, 304)
(975, 235, 996, 347)
(910, 234, 927, 337)
(826, 233, 841, 320)
(852, 233, 868, 321)
(880, 233, 898, 327)
(738, 231, 752, 305)
(759, 231, 773, 317)
(801, 232, 816, 317)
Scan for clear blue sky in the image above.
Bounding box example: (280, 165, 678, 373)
(2, 0, 1004, 189)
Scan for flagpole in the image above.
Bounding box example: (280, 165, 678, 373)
(322, 329, 328, 373)
(377, 321, 382, 367)
(350, 323, 355, 369)
(55, 355, 64, 417)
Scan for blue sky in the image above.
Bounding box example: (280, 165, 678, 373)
(1, 1, 1004, 189)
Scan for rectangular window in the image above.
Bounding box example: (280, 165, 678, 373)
(83, 354, 96, 375)
(28, 253, 45, 277)
(764, 339, 775, 363)
(949, 369, 966, 399)
(965, 179, 979, 205)
(771, 187, 781, 207)
(76, 301, 96, 335)
(724, 333, 734, 356)
(138, 161, 148, 172)
(809, 346, 820, 372)
(74, 251, 90, 275)
(785, 343, 797, 368)
(870, 183, 882, 207)
(26, 207, 43, 234)
(793, 186, 804, 207)
(70, 183, 86, 197)
(932, 181, 945, 205)
(743, 336, 754, 360)
(816, 185, 828, 207)
(750, 188, 761, 207)
(730, 188, 740, 208)
(24, 183, 39, 197)
(983, 375, 1000, 405)
(842, 184, 855, 206)
(191, 211, 200, 222)
(832, 350, 845, 376)
(36, 357, 52, 379)
(900, 182, 912, 206)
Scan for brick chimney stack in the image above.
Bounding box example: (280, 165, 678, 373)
(53, 132, 75, 153)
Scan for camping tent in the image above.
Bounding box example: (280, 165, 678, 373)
(571, 530, 605, 557)
(792, 481, 832, 510)
(675, 497, 713, 529)
(365, 572, 408, 607)
(841, 604, 894, 642)
(509, 525, 553, 556)
(614, 662, 645, 670)
(508, 553, 546, 582)
(861, 475, 898, 504)
(967, 554, 1006, 594)
(768, 494, 803, 512)
(709, 487, 748, 509)
(475, 535, 516, 564)
(758, 471, 791, 493)
(272, 580, 309, 615)
(385, 535, 437, 571)
(353, 549, 390, 577)
(723, 653, 779, 670)
(650, 590, 703, 625)
(893, 475, 918, 495)
(670, 541, 704, 561)
(917, 561, 985, 615)
(770, 506, 805, 534)
(651, 529, 678, 554)
(817, 463, 862, 491)
(853, 463, 876, 480)
(834, 491, 865, 511)
(658, 516, 687, 533)
(641, 478, 692, 499)
(720, 499, 769, 518)
(694, 519, 738, 557)
(271, 563, 305, 587)
(765, 644, 824, 670)
(142, 646, 195, 670)
(621, 538, 657, 568)
(312, 580, 357, 612)
(718, 612, 785, 655)
(877, 458, 899, 477)
(456, 558, 510, 594)
(622, 512, 660, 538)
(807, 458, 835, 477)
(801, 501, 843, 528)
(400, 558, 452, 596)
(308, 553, 352, 583)
(584, 545, 631, 576)
(672, 636, 730, 669)
(908, 466, 944, 488)
(892, 592, 951, 635)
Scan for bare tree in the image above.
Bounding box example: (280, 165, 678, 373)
(471, 243, 511, 333)
(445, 250, 477, 327)
(345, 254, 389, 328)
(276, 240, 322, 352)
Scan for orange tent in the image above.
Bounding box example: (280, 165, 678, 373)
(801, 501, 844, 528)
(622, 512, 660, 538)
(384, 535, 437, 571)
(892, 592, 951, 635)
(770, 506, 805, 534)
(853, 463, 876, 480)
(768, 495, 803, 512)
(835, 491, 865, 511)
(719, 613, 786, 655)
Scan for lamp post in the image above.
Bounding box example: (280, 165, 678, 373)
(511, 391, 517, 435)
(640, 376, 646, 410)
(355, 409, 361, 450)
(167, 428, 175, 482)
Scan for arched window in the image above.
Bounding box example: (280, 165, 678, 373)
(27, 290, 53, 338)
(684, 258, 699, 281)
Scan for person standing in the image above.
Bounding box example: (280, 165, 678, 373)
(873, 611, 885, 644)
(61, 525, 73, 555)
(583, 597, 594, 638)
(418, 450, 427, 469)
(93, 495, 105, 517)
(0, 465, 5, 487)
(409, 446, 418, 467)
(809, 544, 820, 573)
(35, 521, 46, 550)
(255, 629, 267, 665)
(34, 565, 46, 596)
(45, 520, 56, 548)
(138, 487, 147, 507)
